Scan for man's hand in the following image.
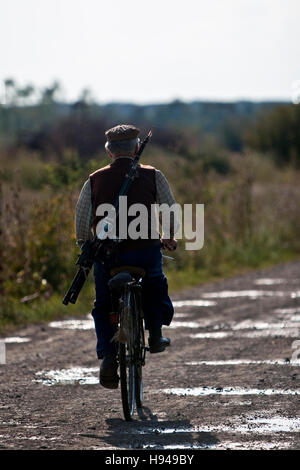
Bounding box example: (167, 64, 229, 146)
(161, 238, 177, 251)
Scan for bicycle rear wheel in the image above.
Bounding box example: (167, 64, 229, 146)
(134, 291, 144, 409)
(119, 342, 135, 421)
(135, 363, 143, 408)
(119, 288, 136, 421)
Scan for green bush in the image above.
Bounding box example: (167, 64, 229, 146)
(245, 104, 300, 167)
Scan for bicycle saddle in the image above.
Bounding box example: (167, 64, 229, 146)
(108, 271, 133, 293)
(109, 266, 146, 280)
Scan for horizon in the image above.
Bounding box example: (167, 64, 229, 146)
(0, 90, 292, 108)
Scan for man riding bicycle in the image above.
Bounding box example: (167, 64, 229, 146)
(75, 124, 178, 389)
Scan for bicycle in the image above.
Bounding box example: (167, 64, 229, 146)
(108, 265, 147, 421)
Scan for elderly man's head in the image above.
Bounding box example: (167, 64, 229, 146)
(105, 124, 140, 158)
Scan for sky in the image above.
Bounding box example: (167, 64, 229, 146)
(0, 0, 300, 104)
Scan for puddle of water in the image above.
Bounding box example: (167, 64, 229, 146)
(174, 313, 191, 318)
(190, 332, 231, 339)
(0, 435, 59, 441)
(208, 400, 253, 407)
(94, 439, 291, 451)
(19, 436, 58, 441)
(172, 300, 217, 307)
(34, 367, 98, 386)
(275, 308, 300, 315)
(3, 337, 31, 343)
(91, 439, 291, 450)
(291, 315, 300, 322)
(244, 417, 300, 433)
(202, 290, 288, 299)
(161, 386, 300, 397)
(242, 328, 299, 338)
(143, 443, 215, 450)
(165, 321, 204, 329)
(204, 319, 300, 333)
(49, 320, 94, 330)
(254, 278, 285, 285)
(1, 420, 22, 426)
(291, 291, 300, 298)
(19, 425, 38, 429)
(186, 359, 300, 366)
(133, 425, 208, 435)
(134, 416, 300, 436)
(231, 320, 300, 330)
(190, 328, 299, 339)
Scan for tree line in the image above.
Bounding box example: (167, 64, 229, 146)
(0, 78, 299, 167)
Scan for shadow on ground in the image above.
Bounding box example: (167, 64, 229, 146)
(80, 406, 219, 450)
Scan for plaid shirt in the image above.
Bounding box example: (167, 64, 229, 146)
(75, 158, 178, 247)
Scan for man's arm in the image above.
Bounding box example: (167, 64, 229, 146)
(75, 179, 93, 249)
(155, 169, 179, 249)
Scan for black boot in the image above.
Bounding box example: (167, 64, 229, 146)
(99, 354, 119, 389)
(148, 328, 171, 354)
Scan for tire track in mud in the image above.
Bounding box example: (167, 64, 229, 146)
(0, 260, 300, 450)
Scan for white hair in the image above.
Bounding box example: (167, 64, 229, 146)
(105, 137, 140, 157)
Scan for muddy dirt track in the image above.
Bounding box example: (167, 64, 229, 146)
(0, 260, 300, 450)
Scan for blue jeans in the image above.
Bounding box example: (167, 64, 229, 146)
(91, 245, 174, 359)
